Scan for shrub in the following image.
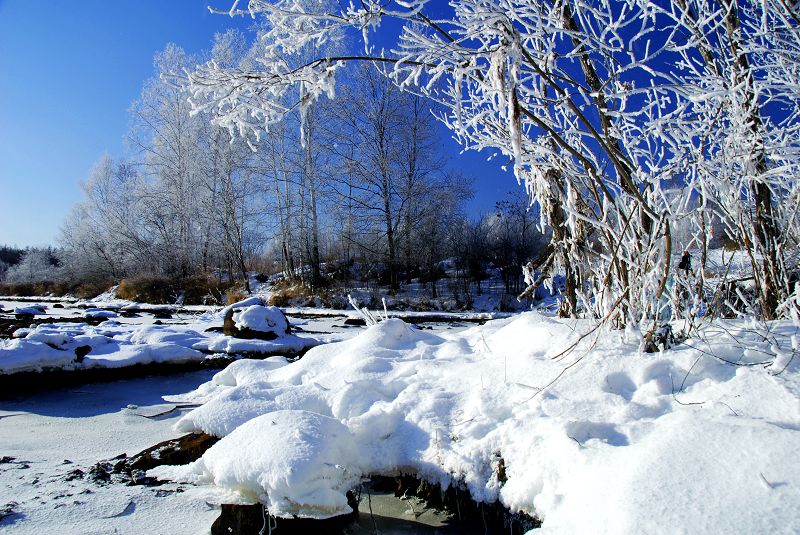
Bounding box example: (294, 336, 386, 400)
(117, 275, 174, 304)
(720, 234, 742, 251)
(268, 280, 312, 307)
(225, 288, 249, 305)
(268, 292, 290, 307)
(183, 275, 235, 305)
(116, 273, 239, 305)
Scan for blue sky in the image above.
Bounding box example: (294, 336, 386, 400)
(0, 0, 512, 248)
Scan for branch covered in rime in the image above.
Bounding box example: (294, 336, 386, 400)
(194, 0, 800, 324)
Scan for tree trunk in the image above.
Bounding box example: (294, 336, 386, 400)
(723, 0, 781, 318)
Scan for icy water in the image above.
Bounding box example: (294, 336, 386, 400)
(350, 481, 470, 534)
(0, 304, 479, 534)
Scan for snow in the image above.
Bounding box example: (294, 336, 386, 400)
(149, 313, 800, 532)
(154, 410, 362, 519)
(0, 302, 330, 375)
(0, 337, 77, 372)
(0, 370, 222, 535)
(233, 304, 289, 335)
(13, 305, 47, 316)
(83, 307, 118, 319)
(3, 294, 799, 532)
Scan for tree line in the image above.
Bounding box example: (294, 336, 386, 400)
(1, 31, 548, 305)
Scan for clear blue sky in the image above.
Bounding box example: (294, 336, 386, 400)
(0, 0, 512, 248)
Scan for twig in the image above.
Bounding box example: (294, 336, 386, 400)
(679, 341, 772, 366)
(670, 372, 705, 407)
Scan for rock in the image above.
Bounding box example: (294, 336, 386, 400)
(114, 432, 219, 484)
(222, 306, 291, 341)
(222, 308, 237, 337)
(74, 345, 92, 363)
(152, 309, 173, 320)
(87, 462, 113, 485)
(64, 469, 85, 481)
(344, 317, 367, 326)
(52, 303, 64, 309)
(211, 504, 264, 535)
(0, 501, 20, 522)
(211, 493, 359, 535)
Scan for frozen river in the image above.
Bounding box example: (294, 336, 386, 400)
(0, 301, 480, 534)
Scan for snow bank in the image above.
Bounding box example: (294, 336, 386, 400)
(0, 321, 207, 374)
(0, 304, 321, 374)
(0, 337, 77, 372)
(154, 313, 800, 532)
(152, 410, 362, 518)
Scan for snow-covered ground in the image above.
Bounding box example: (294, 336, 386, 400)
(0, 370, 222, 534)
(150, 313, 800, 534)
(3, 289, 799, 534)
(0, 298, 346, 375)
(0, 315, 473, 534)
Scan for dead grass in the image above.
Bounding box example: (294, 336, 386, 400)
(116, 274, 235, 305)
(117, 275, 174, 304)
(0, 280, 102, 298)
(268, 280, 313, 307)
(225, 288, 249, 305)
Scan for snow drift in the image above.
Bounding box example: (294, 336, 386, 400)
(151, 313, 800, 533)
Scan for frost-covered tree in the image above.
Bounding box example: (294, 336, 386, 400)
(60, 155, 147, 282)
(128, 44, 210, 278)
(63, 40, 269, 289)
(324, 66, 470, 293)
(187, 0, 800, 324)
(5, 248, 61, 284)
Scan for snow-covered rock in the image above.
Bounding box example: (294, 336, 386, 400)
(233, 305, 289, 336)
(152, 410, 362, 519)
(83, 308, 118, 319)
(14, 304, 47, 315)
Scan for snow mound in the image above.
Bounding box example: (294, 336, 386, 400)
(13, 304, 47, 315)
(150, 410, 361, 519)
(212, 356, 291, 387)
(163, 357, 291, 405)
(83, 308, 118, 319)
(0, 337, 76, 372)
